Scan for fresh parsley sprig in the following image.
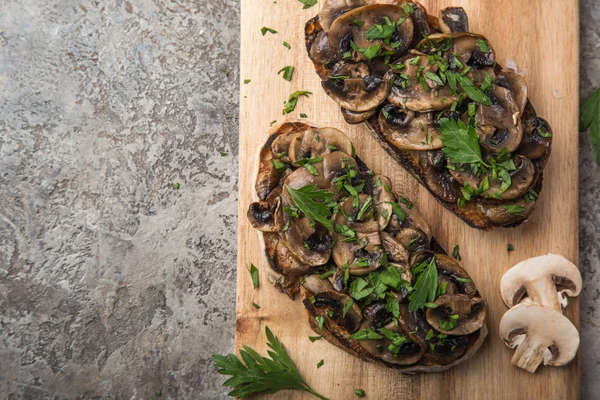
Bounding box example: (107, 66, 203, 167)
(580, 87, 600, 164)
(212, 326, 329, 399)
(283, 90, 311, 114)
(439, 118, 487, 166)
(409, 258, 439, 312)
(285, 184, 334, 230)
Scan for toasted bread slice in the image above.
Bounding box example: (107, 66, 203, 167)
(248, 121, 488, 372)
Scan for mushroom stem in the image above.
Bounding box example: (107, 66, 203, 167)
(510, 335, 545, 373)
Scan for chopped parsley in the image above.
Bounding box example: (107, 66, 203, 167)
(298, 0, 317, 9)
(283, 41, 291, 49)
(250, 264, 259, 289)
(580, 87, 600, 164)
(278, 66, 294, 81)
(261, 27, 277, 36)
(452, 245, 462, 261)
(508, 243, 515, 252)
(316, 359, 324, 368)
(282, 90, 312, 114)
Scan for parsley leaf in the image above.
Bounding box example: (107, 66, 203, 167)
(298, 0, 317, 9)
(285, 184, 334, 229)
(278, 66, 295, 81)
(476, 39, 490, 53)
(451, 72, 492, 105)
(579, 87, 600, 164)
(282, 90, 312, 114)
(439, 118, 486, 165)
(309, 336, 322, 342)
(354, 389, 366, 397)
(349, 328, 384, 340)
(283, 41, 291, 49)
(212, 326, 329, 399)
(261, 27, 277, 36)
(250, 264, 259, 289)
(452, 245, 462, 261)
(409, 258, 438, 311)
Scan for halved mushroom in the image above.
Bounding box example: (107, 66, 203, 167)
(439, 7, 469, 33)
(275, 239, 313, 276)
(288, 127, 355, 163)
(518, 115, 552, 160)
(303, 274, 363, 333)
(387, 54, 459, 112)
(414, 150, 461, 203)
(475, 198, 535, 227)
(255, 155, 282, 201)
(322, 61, 391, 112)
(449, 155, 535, 200)
(476, 84, 523, 153)
(498, 71, 528, 114)
(378, 105, 444, 150)
(426, 294, 486, 335)
(356, 303, 424, 365)
(500, 254, 582, 311)
(381, 231, 409, 263)
(341, 107, 376, 124)
(328, 4, 414, 61)
(271, 130, 303, 163)
(499, 303, 580, 373)
(395, 227, 430, 252)
(410, 251, 476, 297)
(332, 194, 383, 275)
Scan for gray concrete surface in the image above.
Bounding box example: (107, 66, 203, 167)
(0, 0, 597, 399)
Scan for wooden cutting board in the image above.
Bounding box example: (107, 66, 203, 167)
(236, 1, 579, 399)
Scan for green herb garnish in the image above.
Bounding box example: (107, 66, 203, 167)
(501, 205, 527, 216)
(278, 66, 295, 81)
(283, 90, 312, 114)
(298, 0, 317, 9)
(452, 244, 461, 261)
(261, 27, 277, 36)
(250, 264, 259, 289)
(409, 258, 438, 312)
(212, 326, 329, 399)
(579, 87, 600, 164)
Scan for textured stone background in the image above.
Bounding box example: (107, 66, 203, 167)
(0, 0, 597, 399)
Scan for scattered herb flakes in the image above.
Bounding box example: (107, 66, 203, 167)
(316, 315, 326, 330)
(454, 277, 472, 283)
(501, 205, 527, 216)
(261, 27, 277, 36)
(283, 41, 291, 49)
(308, 335, 322, 342)
(250, 264, 259, 289)
(349, 328, 384, 340)
(283, 90, 312, 114)
(300, 113, 308, 118)
(173, 182, 180, 190)
(278, 66, 295, 81)
(270, 119, 277, 126)
(402, 3, 414, 15)
(220, 67, 230, 77)
(298, 0, 317, 9)
(316, 359, 324, 369)
(507, 243, 515, 252)
(439, 314, 459, 331)
(579, 87, 600, 164)
(318, 269, 335, 279)
(285, 184, 334, 229)
(252, 302, 260, 309)
(476, 38, 490, 53)
(354, 389, 366, 397)
(244, 79, 251, 84)
(452, 245, 462, 261)
(452, 72, 492, 106)
(212, 326, 329, 400)
(220, 151, 228, 156)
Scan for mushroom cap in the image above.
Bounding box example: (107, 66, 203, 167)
(426, 294, 486, 335)
(378, 106, 444, 150)
(501, 254, 582, 311)
(499, 303, 579, 373)
(439, 7, 469, 33)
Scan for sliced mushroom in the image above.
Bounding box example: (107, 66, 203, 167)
(439, 7, 469, 33)
(414, 150, 461, 203)
(476, 84, 523, 153)
(309, 29, 337, 66)
(322, 61, 391, 112)
(271, 130, 303, 163)
(500, 254, 582, 311)
(288, 127, 354, 163)
(328, 4, 414, 61)
(332, 194, 383, 275)
(395, 227, 430, 252)
(420, 33, 496, 69)
(498, 71, 528, 114)
(381, 231, 409, 263)
(499, 303, 580, 373)
(303, 274, 363, 333)
(341, 107, 377, 124)
(372, 174, 394, 230)
(518, 115, 552, 160)
(255, 155, 282, 201)
(248, 188, 282, 232)
(387, 54, 459, 112)
(356, 303, 425, 365)
(275, 239, 313, 276)
(449, 155, 535, 200)
(475, 198, 535, 227)
(410, 251, 476, 297)
(426, 294, 486, 335)
(379, 105, 444, 150)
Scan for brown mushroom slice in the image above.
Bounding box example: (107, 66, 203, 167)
(322, 72, 391, 113)
(341, 107, 376, 124)
(270, 130, 303, 163)
(498, 71, 528, 113)
(414, 150, 461, 203)
(303, 274, 363, 333)
(255, 154, 282, 201)
(439, 7, 469, 33)
(518, 115, 552, 160)
(387, 55, 459, 112)
(283, 151, 357, 195)
(332, 195, 382, 275)
(426, 294, 486, 336)
(500, 254, 582, 311)
(476, 84, 523, 153)
(248, 187, 282, 232)
(475, 198, 534, 227)
(372, 175, 394, 230)
(288, 127, 355, 163)
(420, 33, 496, 69)
(395, 227, 430, 253)
(449, 155, 535, 200)
(381, 231, 409, 263)
(309, 29, 337, 67)
(397, 200, 432, 240)
(499, 303, 580, 373)
(378, 105, 444, 150)
(275, 239, 313, 276)
(328, 4, 414, 61)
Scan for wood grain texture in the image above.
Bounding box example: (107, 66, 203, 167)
(236, 1, 579, 399)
